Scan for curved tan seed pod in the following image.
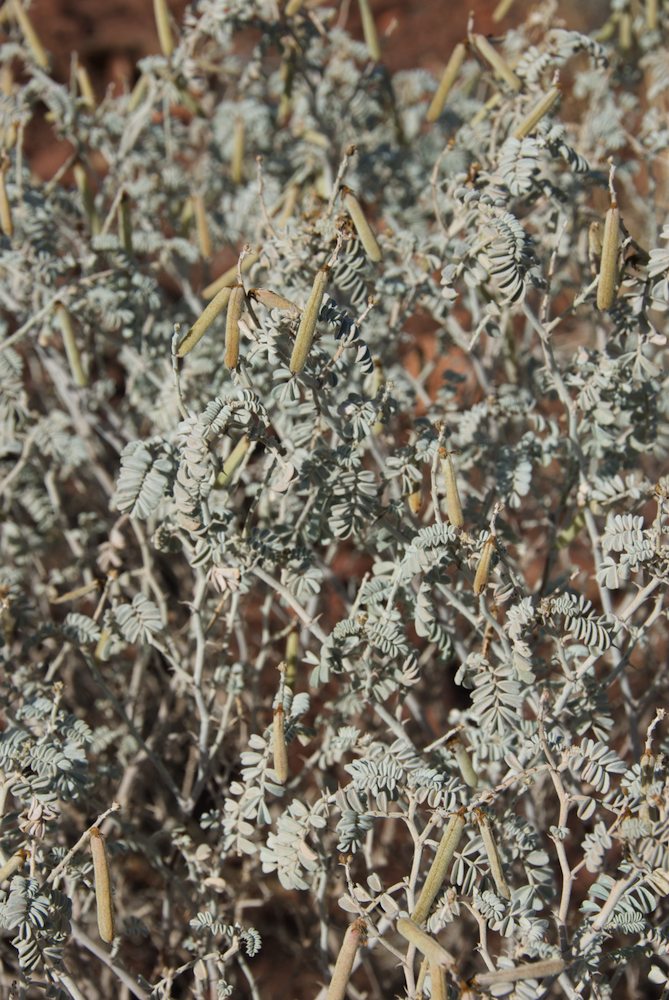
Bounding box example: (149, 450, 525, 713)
(474, 958, 565, 988)
(76, 65, 96, 111)
(426, 42, 467, 123)
(0, 849, 27, 883)
(176, 285, 231, 357)
(249, 288, 300, 317)
(441, 450, 464, 529)
(471, 34, 521, 92)
(118, 192, 133, 254)
(473, 533, 496, 595)
(216, 435, 250, 488)
(453, 739, 478, 788)
(512, 86, 561, 140)
(55, 303, 88, 388)
(357, 0, 381, 62)
(193, 194, 211, 259)
(90, 827, 114, 943)
(647, 0, 658, 31)
(224, 283, 244, 369)
(203, 250, 259, 300)
(407, 483, 422, 515)
(11, 0, 49, 68)
(326, 917, 366, 1000)
(396, 917, 455, 968)
(73, 163, 101, 235)
(153, 0, 174, 57)
(474, 809, 511, 900)
(289, 266, 329, 374)
(231, 118, 245, 184)
(285, 627, 299, 688)
(0, 161, 12, 238)
(411, 810, 466, 925)
(430, 962, 447, 1000)
(493, 0, 516, 21)
(272, 704, 288, 785)
(342, 186, 382, 263)
(596, 203, 620, 311)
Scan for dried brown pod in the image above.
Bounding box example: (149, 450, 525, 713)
(326, 918, 366, 1000)
(596, 202, 620, 311)
(90, 827, 114, 943)
(441, 450, 464, 529)
(473, 533, 496, 596)
(224, 283, 245, 369)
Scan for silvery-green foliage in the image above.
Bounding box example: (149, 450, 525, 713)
(1, 0, 669, 995)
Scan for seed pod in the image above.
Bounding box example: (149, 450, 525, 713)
(647, 0, 658, 31)
(284, 0, 305, 14)
(203, 250, 259, 300)
(396, 917, 454, 968)
(326, 917, 366, 1000)
(289, 266, 329, 374)
(430, 963, 447, 1000)
(76, 65, 96, 111)
(90, 827, 114, 943)
(492, 0, 516, 21)
(618, 11, 632, 50)
(0, 161, 12, 238)
(73, 163, 101, 235)
(54, 303, 88, 388)
(473, 533, 496, 596)
(411, 810, 466, 925)
(128, 73, 149, 113)
(471, 34, 521, 92)
(512, 86, 561, 140)
(249, 287, 300, 317)
(231, 118, 245, 185)
(192, 193, 211, 259)
(342, 186, 382, 263)
(118, 192, 133, 254)
(453, 738, 478, 788)
(272, 704, 288, 785)
(285, 627, 299, 688)
(0, 849, 26, 883)
(176, 285, 231, 357)
(224, 283, 244, 369)
(596, 203, 620, 311)
(474, 958, 565, 988)
(470, 91, 502, 127)
(474, 809, 510, 900)
(11, 0, 49, 68)
(216, 435, 250, 488)
(153, 0, 174, 57)
(426, 42, 467, 123)
(407, 483, 423, 515)
(441, 450, 464, 529)
(357, 0, 381, 62)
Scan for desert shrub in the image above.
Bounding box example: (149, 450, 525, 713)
(1, 0, 669, 997)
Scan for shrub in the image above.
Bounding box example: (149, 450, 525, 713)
(0, 0, 668, 997)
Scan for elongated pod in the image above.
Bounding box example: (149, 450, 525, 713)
(473, 533, 496, 596)
(475, 958, 566, 988)
(596, 202, 620, 311)
(396, 917, 455, 968)
(357, 0, 381, 62)
(411, 810, 466, 924)
(11, 0, 49, 68)
(342, 186, 382, 263)
(430, 963, 447, 1000)
(441, 450, 464, 529)
(90, 827, 114, 943)
(475, 809, 511, 900)
(153, 0, 174, 57)
(0, 849, 26, 883)
(0, 161, 12, 238)
(426, 42, 467, 123)
(289, 266, 329, 374)
(54, 303, 88, 388)
(272, 704, 288, 785)
(216, 435, 250, 488)
(224, 283, 244, 369)
(176, 285, 231, 357)
(326, 917, 366, 1000)
(471, 34, 521, 91)
(203, 250, 259, 299)
(249, 288, 300, 317)
(512, 86, 561, 140)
